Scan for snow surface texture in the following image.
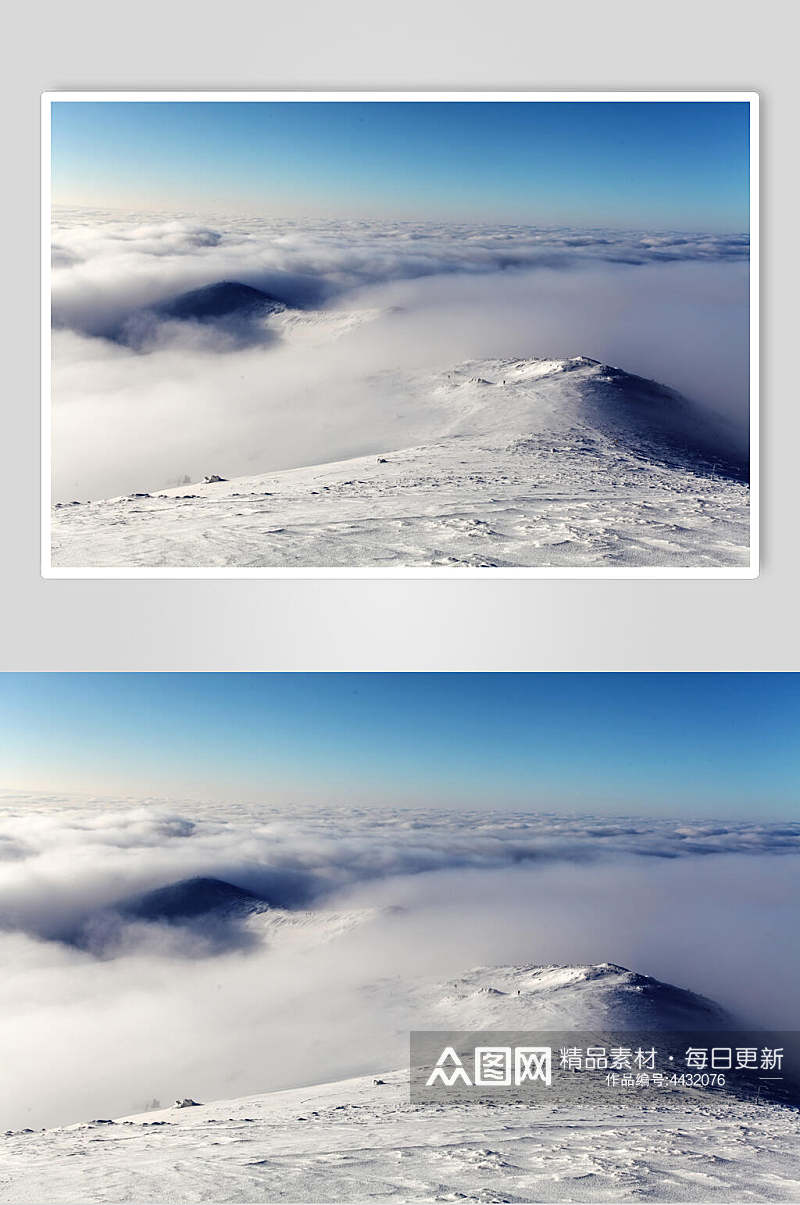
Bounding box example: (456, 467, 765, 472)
(3, 964, 798, 1203)
(51, 356, 749, 569)
(7, 1071, 800, 1203)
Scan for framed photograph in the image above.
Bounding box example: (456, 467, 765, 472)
(2, 671, 798, 1204)
(43, 92, 758, 577)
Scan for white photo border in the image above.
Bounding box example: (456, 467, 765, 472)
(41, 91, 759, 580)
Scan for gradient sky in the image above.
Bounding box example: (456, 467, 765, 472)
(0, 673, 795, 814)
(50, 100, 750, 229)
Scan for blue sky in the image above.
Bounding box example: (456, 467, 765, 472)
(0, 674, 794, 814)
(51, 101, 750, 229)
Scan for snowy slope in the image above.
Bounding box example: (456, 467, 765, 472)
(5, 1069, 800, 1204)
(3, 964, 798, 1204)
(51, 357, 750, 570)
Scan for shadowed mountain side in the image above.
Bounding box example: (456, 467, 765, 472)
(122, 281, 290, 349)
(50, 878, 274, 958)
(117, 876, 273, 922)
(153, 281, 288, 322)
(60, 281, 293, 349)
(579, 364, 748, 481)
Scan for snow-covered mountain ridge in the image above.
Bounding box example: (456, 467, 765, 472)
(51, 356, 750, 570)
(3, 962, 797, 1203)
(415, 961, 730, 1029)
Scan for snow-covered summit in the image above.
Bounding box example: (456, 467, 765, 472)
(3, 962, 797, 1202)
(421, 961, 729, 1029)
(51, 355, 750, 569)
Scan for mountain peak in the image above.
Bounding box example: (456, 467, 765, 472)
(117, 876, 270, 922)
(425, 961, 729, 1029)
(155, 280, 286, 321)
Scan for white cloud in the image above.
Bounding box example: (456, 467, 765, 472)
(0, 795, 796, 1130)
(50, 214, 750, 501)
(1, 795, 797, 936)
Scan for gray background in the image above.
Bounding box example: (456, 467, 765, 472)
(1, 0, 796, 670)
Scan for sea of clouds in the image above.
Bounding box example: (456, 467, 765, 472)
(51, 212, 750, 501)
(1, 795, 796, 1129)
